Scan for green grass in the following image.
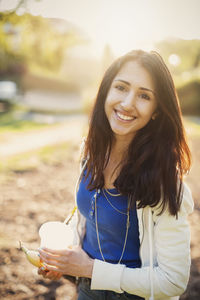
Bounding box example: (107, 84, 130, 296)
(0, 141, 73, 175)
(0, 110, 59, 144)
(0, 111, 50, 134)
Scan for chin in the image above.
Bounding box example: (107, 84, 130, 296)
(112, 129, 136, 139)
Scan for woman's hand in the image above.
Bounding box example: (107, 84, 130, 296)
(38, 245, 94, 278)
(37, 267, 63, 280)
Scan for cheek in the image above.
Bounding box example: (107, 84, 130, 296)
(137, 101, 157, 117)
(104, 95, 115, 114)
(105, 89, 119, 105)
(104, 99, 110, 120)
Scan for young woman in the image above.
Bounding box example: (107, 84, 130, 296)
(38, 50, 194, 300)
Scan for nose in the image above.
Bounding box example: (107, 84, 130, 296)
(120, 90, 136, 111)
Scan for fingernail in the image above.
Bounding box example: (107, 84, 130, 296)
(43, 262, 48, 267)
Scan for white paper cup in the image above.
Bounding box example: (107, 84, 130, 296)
(39, 221, 74, 250)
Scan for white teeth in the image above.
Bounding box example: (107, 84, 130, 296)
(116, 111, 135, 121)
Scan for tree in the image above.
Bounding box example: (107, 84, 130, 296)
(0, 0, 41, 14)
(0, 11, 84, 77)
(155, 38, 200, 74)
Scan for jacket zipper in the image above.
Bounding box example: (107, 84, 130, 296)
(139, 209, 144, 263)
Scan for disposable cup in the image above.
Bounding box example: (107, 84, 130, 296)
(39, 221, 74, 250)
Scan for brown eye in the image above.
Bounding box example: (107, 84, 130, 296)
(140, 93, 150, 100)
(115, 84, 125, 91)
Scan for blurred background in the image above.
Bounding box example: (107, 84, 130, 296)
(0, 0, 199, 299)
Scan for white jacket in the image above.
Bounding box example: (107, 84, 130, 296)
(72, 161, 194, 300)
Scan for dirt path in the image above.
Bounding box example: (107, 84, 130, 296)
(0, 150, 80, 300)
(0, 121, 199, 299)
(0, 115, 87, 157)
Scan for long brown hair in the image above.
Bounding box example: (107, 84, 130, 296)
(84, 50, 191, 216)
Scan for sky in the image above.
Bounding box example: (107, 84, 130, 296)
(1, 0, 200, 58)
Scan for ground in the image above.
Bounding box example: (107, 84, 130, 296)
(0, 122, 199, 299)
(0, 154, 79, 300)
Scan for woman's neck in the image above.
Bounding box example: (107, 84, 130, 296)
(103, 137, 131, 189)
(111, 135, 133, 159)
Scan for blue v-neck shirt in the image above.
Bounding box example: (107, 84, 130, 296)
(77, 172, 141, 268)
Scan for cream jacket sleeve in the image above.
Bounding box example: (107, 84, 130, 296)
(91, 183, 194, 300)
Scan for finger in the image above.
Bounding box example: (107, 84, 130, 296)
(45, 271, 56, 280)
(47, 271, 62, 280)
(38, 270, 49, 279)
(38, 268, 43, 275)
(42, 260, 64, 271)
(39, 250, 66, 263)
(42, 263, 63, 273)
(39, 252, 61, 265)
(44, 270, 60, 279)
(39, 247, 71, 255)
(43, 270, 51, 279)
(38, 267, 48, 275)
(38, 248, 61, 258)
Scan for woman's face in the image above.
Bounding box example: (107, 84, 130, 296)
(104, 60, 157, 141)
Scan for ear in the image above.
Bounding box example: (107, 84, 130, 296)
(152, 111, 159, 120)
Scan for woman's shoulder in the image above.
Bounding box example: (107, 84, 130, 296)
(151, 181, 194, 219)
(79, 137, 88, 170)
(180, 181, 194, 215)
(80, 137, 86, 156)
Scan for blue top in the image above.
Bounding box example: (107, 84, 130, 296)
(77, 171, 141, 268)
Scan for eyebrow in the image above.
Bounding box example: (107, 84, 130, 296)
(114, 79, 155, 95)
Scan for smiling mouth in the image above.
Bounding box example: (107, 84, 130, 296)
(115, 110, 136, 121)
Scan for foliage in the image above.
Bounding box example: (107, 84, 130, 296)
(177, 80, 200, 115)
(0, 11, 83, 78)
(155, 38, 200, 74)
(0, 110, 50, 136)
(183, 116, 200, 138)
(156, 38, 200, 115)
